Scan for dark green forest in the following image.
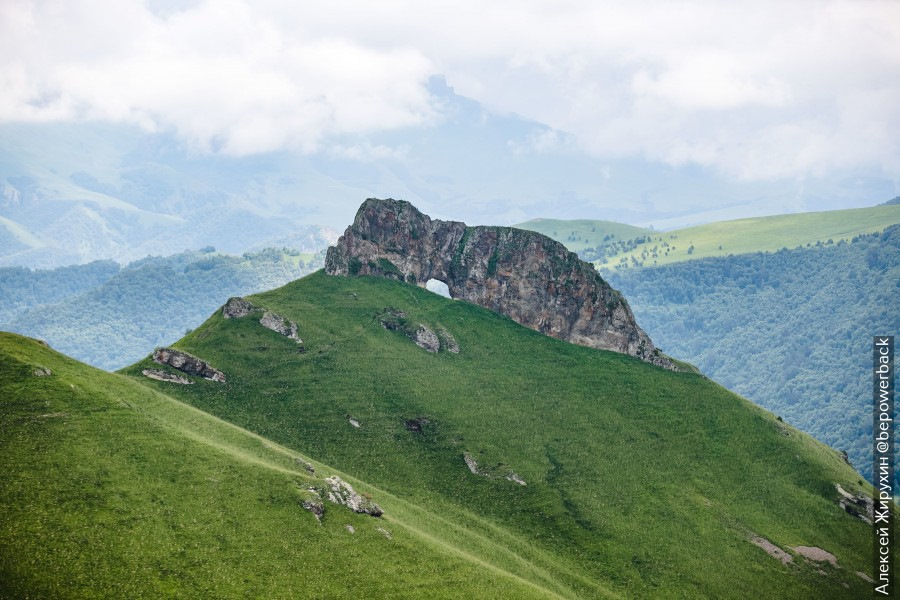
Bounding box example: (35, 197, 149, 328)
(0, 260, 120, 324)
(607, 226, 900, 484)
(0, 248, 321, 370)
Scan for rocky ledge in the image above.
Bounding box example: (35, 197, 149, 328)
(223, 297, 302, 344)
(152, 348, 226, 382)
(326, 198, 674, 369)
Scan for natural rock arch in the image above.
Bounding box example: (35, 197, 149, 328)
(325, 198, 675, 370)
(425, 278, 451, 298)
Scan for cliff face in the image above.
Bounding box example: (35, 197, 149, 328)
(325, 198, 674, 369)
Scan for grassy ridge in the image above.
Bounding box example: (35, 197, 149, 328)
(514, 218, 652, 252)
(519, 205, 900, 269)
(606, 227, 900, 487)
(120, 271, 875, 598)
(0, 332, 574, 599)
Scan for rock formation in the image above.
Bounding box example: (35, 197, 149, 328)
(326, 198, 674, 369)
(259, 311, 301, 342)
(222, 296, 255, 319)
(222, 297, 302, 344)
(323, 476, 383, 516)
(377, 308, 459, 353)
(141, 369, 193, 385)
(152, 348, 226, 382)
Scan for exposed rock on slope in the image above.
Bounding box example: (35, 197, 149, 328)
(323, 476, 383, 516)
(141, 369, 193, 385)
(222, 296, 302, 344)
(326, 198, 673, 369)
(463, 452, 527, 486)
(377, 308, 459, 353)
(259, 311, 301, 342)
(152, 348, 226, 382)
(222, 296, 255, 318)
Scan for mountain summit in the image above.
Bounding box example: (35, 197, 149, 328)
(326, 198, 674, 369)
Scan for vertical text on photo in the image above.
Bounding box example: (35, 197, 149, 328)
(874, 336, 894, 596)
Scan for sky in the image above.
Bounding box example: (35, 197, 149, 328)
(2, 0, 899, 188)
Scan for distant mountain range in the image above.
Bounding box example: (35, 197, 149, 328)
(2, 76, 895, 268)
(517, 204, 900, 270)
(0, 248, 322, 370)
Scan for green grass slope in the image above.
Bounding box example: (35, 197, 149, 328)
(115, 271, 876, 598)
(0, 332, 575, 599)
(605, 227, 900, 487)
(515, 218, 652, 253)
(521, 205, 900, 270)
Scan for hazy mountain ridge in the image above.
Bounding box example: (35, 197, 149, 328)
(3, 77, 894, 269)
(517, 204, 900, 270)
(1, 248, 323, 370)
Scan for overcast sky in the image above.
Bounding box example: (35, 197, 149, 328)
(2, 0, 899, 185)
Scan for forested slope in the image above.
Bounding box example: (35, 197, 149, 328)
(1, 248, 322, 370)
(608, 226, 900, 482)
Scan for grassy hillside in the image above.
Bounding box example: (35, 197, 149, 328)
(520, 205, 900, 270)
(514, 218, 652, 253)
(105, 270, 877, 598)
(606, 227, 900, 488)
(0, 332, 574, 599)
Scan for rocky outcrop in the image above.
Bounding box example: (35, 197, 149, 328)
(463, 452, 526, 486)
(378, 308, 459, 354)
(791, 546, 838, 567)
(222, 296, 255, 318)
(323, 476, 383, 516)
(836, 483, 874, 523)
(412, 324, 440, 353)
(222, 297, 302, 344)
(295, 458, 316, 473)
(142, 368, 193, 385)
(300, 477, 382, 521)
(437, 329, 460, 353)
(749, 534, 793, 565)
(152, 348, 226, 382)
(326, 198, 673, 369)
(259, 311, 301, 342)
(301, 487, 325, 521)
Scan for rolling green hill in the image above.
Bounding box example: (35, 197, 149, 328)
(84, 270, 879, 598)
(519, 205, 900, 270)
(0, 332, 575, 599)
(513, 218, 652, 253)
(606, 227, 900, 488)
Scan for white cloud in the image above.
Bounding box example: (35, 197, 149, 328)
(1, 0, 899, 180)
(0, 0, 436, 155)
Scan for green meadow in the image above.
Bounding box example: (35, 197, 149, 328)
(515, 218, 652, 253)
(519, 205, 900, 269)
(91, 270, 875, 598)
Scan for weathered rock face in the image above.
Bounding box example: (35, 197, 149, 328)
(141, 368, 194, 385)
(152, 348, 226, 382)
(259, 311, 301, 342)
(326, 198, 674, 369)
(377, 308, 459, 354)
(222, 296, 255, 319)
(323, 476, 383, 517)
(222, 297, 302, 344)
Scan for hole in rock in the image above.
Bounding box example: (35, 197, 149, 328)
(425, 278, 451, 299)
